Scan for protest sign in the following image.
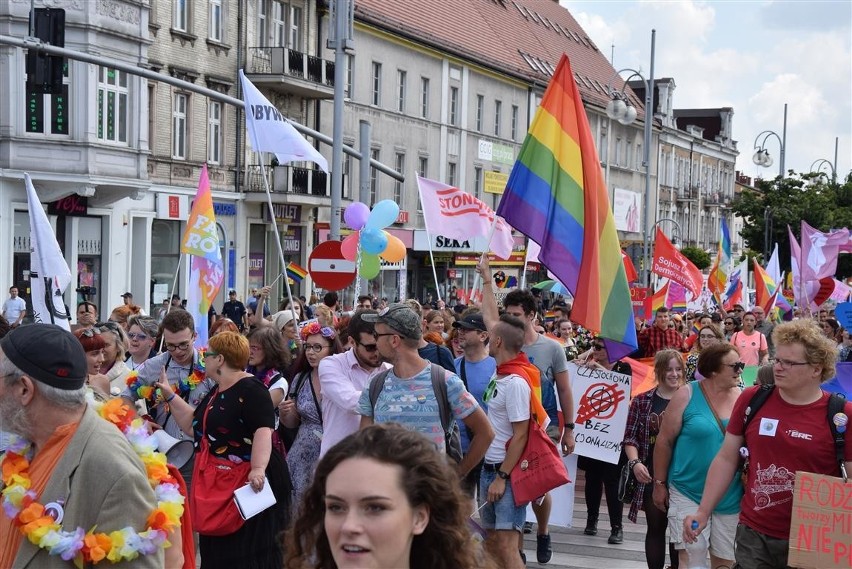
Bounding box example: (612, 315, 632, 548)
(787, 471, 852, 569)
(568, 362, 632, 464)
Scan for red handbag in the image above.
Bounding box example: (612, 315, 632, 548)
(507, 418, 570, 506)
(190, 396, 251, 536)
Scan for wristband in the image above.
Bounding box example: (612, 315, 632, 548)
(628, 459, 641, 470)
(654, 479, 667, 486)
(496, 469, 510, 480)
(165, 393, 176, 403)
(564, 422, 575, 430)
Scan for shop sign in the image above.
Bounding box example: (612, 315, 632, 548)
(48, 195, 88, 216)
(454, 252, 526, 266)
(396, 210, 409, 224)
(263, 203, 302, 224)
(156, 194, 188, 220)
(281, 227, 302, 253)
(413, 230, 489, 252)
(213, 202, 237, 216)
(484, 171, 509, 195)
(478, 140, 515, 165)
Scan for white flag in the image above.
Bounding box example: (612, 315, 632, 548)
(416, 174, 514, 259)
(24, 173, 72, 330)
(239, 70, 328, 172)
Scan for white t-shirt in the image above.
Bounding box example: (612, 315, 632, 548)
(2, 297, 26, 322)
(484, 373, 531, 464)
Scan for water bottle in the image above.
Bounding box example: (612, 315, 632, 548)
(684, 521, 709, 569)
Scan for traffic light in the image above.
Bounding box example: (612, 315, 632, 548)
(26, 8, 65, 95)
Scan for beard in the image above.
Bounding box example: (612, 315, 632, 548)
(0, 395, 31, 439)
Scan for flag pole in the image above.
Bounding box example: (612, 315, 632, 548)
(416, 172, 442, 303)
(469, 216, 499, 297)
(520, 237, 531, 290)
(159, 254, 186, 352)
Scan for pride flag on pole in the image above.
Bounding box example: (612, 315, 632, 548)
(707, 218, 732, 304)
(181, 164, 224, 347)
(286, 262, 308, 283)
(496, 54, 637, 359)
(650, 280, 670, 313)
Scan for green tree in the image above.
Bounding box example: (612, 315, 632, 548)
(680, 246, 711, 270)
(731, 172, 852, 278)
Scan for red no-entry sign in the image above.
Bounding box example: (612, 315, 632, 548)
(309, 240, 357, 291)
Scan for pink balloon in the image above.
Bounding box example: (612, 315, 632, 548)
(341, 233, 360, 261)
(344, 202, 370, 230)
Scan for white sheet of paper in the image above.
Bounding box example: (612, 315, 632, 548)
(233, 477, 276, 520)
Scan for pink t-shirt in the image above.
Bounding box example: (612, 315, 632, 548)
(731, 330, 767, 366)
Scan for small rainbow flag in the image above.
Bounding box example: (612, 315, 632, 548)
(496, 54, 637, 359)
(286, 262, 308, 283)
(495, 275, 518, 289)
(651, 281, 670, 314)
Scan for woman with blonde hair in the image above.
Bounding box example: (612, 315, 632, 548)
(95, 321, 131, 395)
(685, 325, 724, 383)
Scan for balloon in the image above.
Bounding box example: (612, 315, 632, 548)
(380, 233, 406, 263)
(360, 227, 388, 255)
(366, 199, 400, 230)
(360, 253, 381, 280)
(344, 202, 370, 230)
(340, 233, 360, 261)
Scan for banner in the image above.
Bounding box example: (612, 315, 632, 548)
(568, 362, 632, 464)
(651, 228, 703, 299)
(787, 472, 852, 569)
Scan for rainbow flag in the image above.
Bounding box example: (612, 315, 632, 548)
(651, 281, 670, 313)
(707, 218, 732, 305)
(668, 281, 687, 312)
(286, 262, 308, 283)
(753, 258, 778, 313)
(496, 54, 637, 359)
(181, 164, 224, 347)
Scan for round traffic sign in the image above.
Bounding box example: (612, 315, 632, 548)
(309, 240, 357, 291)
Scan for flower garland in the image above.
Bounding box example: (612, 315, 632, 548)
(0, 398, 184, 565)
(125, 352, 206, 403)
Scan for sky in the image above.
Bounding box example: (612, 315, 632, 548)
(561, 0, 851, 182)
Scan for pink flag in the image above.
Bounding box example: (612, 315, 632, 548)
(800, 221, 849, 281)
(416, 174, 514, 259)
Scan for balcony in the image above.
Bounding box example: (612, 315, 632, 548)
(246, 47, 335, 99)
(676, 186, 699, 202)
(704, 192, 723, 207)
(244, 165, 333, 205)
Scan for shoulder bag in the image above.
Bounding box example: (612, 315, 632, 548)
(506, 417, 570, 506)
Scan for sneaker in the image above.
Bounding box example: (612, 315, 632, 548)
(536, 533, 552, 564)
(523, 521, 533, 534)
(583, 519, 598, 536)
(608, 527, 624, 544)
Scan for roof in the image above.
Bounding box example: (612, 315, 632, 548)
(673, 108, 733, 142)
(353, 0, 646, 118)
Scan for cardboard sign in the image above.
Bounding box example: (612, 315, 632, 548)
(568, 362, 632, 464)
(787, 471, 852, 569)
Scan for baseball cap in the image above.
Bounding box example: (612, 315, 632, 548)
(452, 313, 486, 332)
(0, 324, 87, 390)
(362, 303, 422, 340)
(121, 292, 133, 298)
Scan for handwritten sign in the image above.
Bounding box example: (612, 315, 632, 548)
(788, 471, 852, 569)
(568, 362, 632, 464)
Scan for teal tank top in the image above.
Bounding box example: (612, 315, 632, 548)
(668, 381, 743, 514)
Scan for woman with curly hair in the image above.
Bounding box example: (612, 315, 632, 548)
(285, 423, 492, 569)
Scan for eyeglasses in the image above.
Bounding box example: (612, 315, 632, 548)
(373, 332, 398, 340)
(126, 332, 149, 341)
(203, 351, 220, 358)
(358, 342, 378, 353)
(165, 341, 192, 352)
(722, 362, 746, 373)
(304, 343, 328, 353)
(773, 358, 810, 370)
(97, 322, 120, 332)
(724, 321, 734, 326)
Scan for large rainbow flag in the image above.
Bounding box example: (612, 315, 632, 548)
(707, 218, 732, 305)
(496, 54, 637, 359)
(753, 258, 778, 313)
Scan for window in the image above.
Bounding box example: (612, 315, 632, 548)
(209, 0, 222, 41)
(345, 54, 354, 98)
(418, 156, 428, 178)
(371, 62, 382, 106)
(369, 148, 380, 204)
(289, 6, 302, 50)
(626, 140, 633, 169)
(173, 93, 188, 159)
(174, 0, 189, 31)
(394, 152, 405, 203)
(26, 60, 69, 135)
(97, 67, 129, 144)
(494, 100, 502, 137)
(474, 166, 483, 200)
(257, 0, 268, 46)
(271, 1, 285, 47)
(420, 77, 430, 119)
(449, 86, 459, 125)
(208, 101, 222, 164)
(511, 105, 519, 140)
(475, 95, 484, 132)
(614, 137, 622, 166)
(343, 152, 352, 198)
(598, 128, 608, 163)
(636, 143, 643, 169)
(447, 162, 457, 186)
(147, 85, 155, 148)
(397, 70, 406, 113)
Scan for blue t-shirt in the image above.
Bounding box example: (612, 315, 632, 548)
(522, 334, 569, 423)
(454, 355, 496, 452)
(358, 363, 479, 452)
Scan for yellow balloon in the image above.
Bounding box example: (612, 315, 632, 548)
(380, 234, 407, 263)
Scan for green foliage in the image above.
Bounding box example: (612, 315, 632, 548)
(731, 172, 852, 278)
(680, 246, 711, 270)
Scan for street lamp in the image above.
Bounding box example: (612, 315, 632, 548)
(606, 29, 656, 286)
(809, 136, 839, 183)
(752, 104, 787, 178)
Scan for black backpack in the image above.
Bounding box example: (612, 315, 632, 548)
(741, 384, 847, 479)
(368, 364, 464, 463)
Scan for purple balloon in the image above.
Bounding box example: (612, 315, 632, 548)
(344, 202, 370, 230)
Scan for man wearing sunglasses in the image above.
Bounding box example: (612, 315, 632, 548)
(318, 310, 390, 458)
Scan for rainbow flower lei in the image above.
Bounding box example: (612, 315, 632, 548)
(125, 351, 207, 403)
(0, 398, 184, 566)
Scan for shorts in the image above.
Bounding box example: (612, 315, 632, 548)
(478, 467, 527, 532)
(546, 423, 561, 444)
(667, 485, 737, 561)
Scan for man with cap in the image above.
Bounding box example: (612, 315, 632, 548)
(121, 291, 133, 306)
(357, 304, 494, 478)
(0, 324, 162, 568)
(221, 289, 247, 331)
(453, 309, 496, 498)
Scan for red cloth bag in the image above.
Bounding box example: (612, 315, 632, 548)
(507, 418, 570, 507)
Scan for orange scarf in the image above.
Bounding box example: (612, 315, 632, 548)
(496, 353, 548, 426)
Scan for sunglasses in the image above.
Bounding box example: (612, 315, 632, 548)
(358, 342, 378, 353)
(723, 362, 746, 373)
(96, 321, 120, 332)
(79, 327, 101, 338)
(126, 332, 149, 341)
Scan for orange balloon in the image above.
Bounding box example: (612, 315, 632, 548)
(380, 234, 407, 263)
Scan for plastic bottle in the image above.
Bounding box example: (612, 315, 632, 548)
(684, 520, 709, 569)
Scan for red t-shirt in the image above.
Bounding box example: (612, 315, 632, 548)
(728, 387, 852, 539)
